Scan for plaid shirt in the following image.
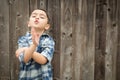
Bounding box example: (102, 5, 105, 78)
(17, 32, 55, 80)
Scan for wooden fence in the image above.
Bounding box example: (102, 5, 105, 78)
(0, 0, 119, 80)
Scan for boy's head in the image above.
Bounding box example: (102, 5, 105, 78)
(28, 9, 50, 31)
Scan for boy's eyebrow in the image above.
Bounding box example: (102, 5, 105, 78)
(31, 12, 46, 17)
(31, 12, 37, 15)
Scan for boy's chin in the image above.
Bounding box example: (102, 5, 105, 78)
(30, 25, 39, 28)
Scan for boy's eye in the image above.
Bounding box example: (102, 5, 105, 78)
(31, 15, 36, 18)
(32, 16, 36, 18)
(40, 16, 45, 19)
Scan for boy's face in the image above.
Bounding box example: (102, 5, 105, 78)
(28, 9, 49, 30)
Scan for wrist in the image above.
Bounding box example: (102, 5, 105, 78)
(23, 47, 28, 51)
(31, 44, 37, 47)
(30, 44, 37, 51)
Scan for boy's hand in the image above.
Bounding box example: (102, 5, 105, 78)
(31, 28, 39, 46)
(15, 47, 27, 58)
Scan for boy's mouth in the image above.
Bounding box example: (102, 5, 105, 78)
(34, 19, 39, 24)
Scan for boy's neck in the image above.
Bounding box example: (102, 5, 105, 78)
(36, 29, 44, 34)
(31, 27, 45, 37)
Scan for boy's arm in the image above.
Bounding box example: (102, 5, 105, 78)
(23, 29, 38, 63)
(32, 52, 48, 64)
(32, 37, 55, 65)
(23, 44, 36, 63)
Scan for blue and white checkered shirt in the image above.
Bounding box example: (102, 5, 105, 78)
(17, 32, 55, 80)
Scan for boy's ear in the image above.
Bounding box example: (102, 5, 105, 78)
(45, 24, 50, 30)
(27, 21, 30, 27)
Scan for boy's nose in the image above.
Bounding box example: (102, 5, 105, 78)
(36, 17, 39, 20)
(36, 15, 39, 19)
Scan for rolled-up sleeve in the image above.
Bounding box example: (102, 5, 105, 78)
(37, 36, 55, 62)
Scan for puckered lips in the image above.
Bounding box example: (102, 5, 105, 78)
(34, 19, 39, 24)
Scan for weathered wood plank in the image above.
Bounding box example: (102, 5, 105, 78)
(95, 0, 107, 80)
(77, 0, 96, 80)
(105, 0, 118, 80)
(37, 0, 47, 10)
(0, 77, 10, 80)
(61, 0, 73, 79)
(72, 0, 82, 79)
(0, 0, 10, 78)
(29, 0, 37, 14)
(116, 0, 120, 80)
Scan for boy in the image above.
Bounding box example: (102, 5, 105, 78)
(15, 9, 55, 80)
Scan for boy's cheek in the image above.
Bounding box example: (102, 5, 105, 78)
(28, 21, 34, 27)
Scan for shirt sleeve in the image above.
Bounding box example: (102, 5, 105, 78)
(18, 32, 32, 48)
(17, 36, 26, 62)
(38, 36, 55, 63)
(17, 32, 32, 62)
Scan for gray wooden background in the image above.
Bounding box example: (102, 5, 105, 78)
(0, 0, 120, 80)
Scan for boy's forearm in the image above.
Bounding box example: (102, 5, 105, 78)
(32, 52, 48, 65)
(24, 44, 37, 63)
